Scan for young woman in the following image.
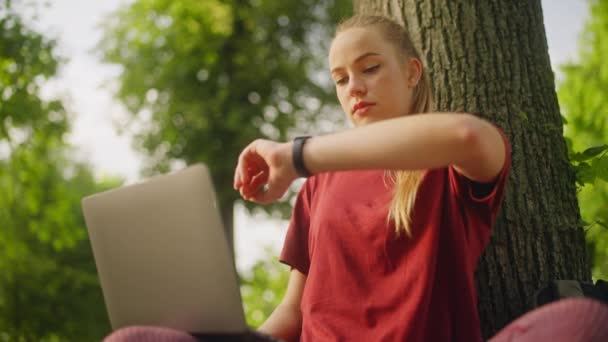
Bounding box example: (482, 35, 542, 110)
(105, 14, 608, 342)
(233, 14, 509, 342)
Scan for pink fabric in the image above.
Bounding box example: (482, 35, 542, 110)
(104, 326, 199, 342)
(103, 298, 608, 341)
(489, 298, 608, 342)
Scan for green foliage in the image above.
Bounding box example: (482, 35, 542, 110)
(0, 0, 354, 338)
(239, 248, 290, 328)
(558, 0, 608, 280)
(0, 5, 63, 140)
(0, 5, 118, 340)
(568, 143, 608, 187)
(0, 143, 119, 341)
(98, 0, 351, 222)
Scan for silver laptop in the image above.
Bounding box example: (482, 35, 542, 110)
(81, 164, 248, 335)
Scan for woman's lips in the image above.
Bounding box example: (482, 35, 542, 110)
(353, 102, 375, 116)
(355, 106, 372, 116)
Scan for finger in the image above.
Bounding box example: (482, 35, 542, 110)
(234, 162, 242, 189)
(250, 171, 267, 190)
(237, 144, 254, 185)
(243, 153, 269, 184)
(243, 171, 268, 198)
(238, 170, 265, 199)
(251, 177, 286, 205)
(239, 148, 264, 184)
(234, 162, 254, 190)
(239, 182, 254, 200)
(236, 139, 272, 195)
(243, 166, 261, 191)
(240, 156, 250, 185)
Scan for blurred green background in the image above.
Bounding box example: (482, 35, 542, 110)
(0, 0, 606, 340)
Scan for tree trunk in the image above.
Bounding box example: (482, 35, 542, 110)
(354, 0, 590, 337)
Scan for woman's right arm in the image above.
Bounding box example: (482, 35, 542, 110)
(258, 269, 307, 342)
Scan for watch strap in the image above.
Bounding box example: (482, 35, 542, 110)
(292, 136, 312, 178)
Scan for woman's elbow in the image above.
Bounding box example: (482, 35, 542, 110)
(454, 113, 506, 181)
(455, 114, 486, 157)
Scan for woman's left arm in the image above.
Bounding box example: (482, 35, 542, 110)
(304, 113, 506, 182)
(234, 113, 506, 204)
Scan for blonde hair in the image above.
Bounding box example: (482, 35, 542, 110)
(335, 15, 434, 237)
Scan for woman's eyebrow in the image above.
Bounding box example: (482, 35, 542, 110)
(331, 52, 381, 74)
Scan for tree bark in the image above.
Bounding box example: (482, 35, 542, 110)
(354, 0, 590, 338)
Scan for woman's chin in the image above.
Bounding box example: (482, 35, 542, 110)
(353, 116, 378, 126)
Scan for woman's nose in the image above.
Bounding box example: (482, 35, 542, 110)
(348, 77, 366, 97)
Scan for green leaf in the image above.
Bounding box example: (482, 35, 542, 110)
(570, 152, 590, 162)
(570, 145, 608, 163)
(594, 155, 608, 183)
(583, 144, 608, 158)
(519, 110, 528, 122)
(576, 162, 596, 185)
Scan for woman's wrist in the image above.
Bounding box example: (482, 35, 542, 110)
(278, 141, 299, 181)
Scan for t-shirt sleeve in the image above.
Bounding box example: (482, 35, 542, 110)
(448, 127, 511, 248)
(279, 178, 315, 275)
(449, 127, 511, 211)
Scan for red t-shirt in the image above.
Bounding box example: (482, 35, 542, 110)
(280, 134, 511, 342)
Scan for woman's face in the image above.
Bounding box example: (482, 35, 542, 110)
(329, 27, 420, 127)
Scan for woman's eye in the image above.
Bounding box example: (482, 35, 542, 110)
(335, 77, 348, 85)
(364, 65, 380, 73)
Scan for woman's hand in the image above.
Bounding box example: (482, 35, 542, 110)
(233, 139, 298, 204)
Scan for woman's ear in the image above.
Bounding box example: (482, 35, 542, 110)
(404, 58, 422, 88)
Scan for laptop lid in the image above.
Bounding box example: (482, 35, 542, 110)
(82, 164, 247, 334)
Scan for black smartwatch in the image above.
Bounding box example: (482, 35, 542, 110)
(292, 136, 312, 178)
